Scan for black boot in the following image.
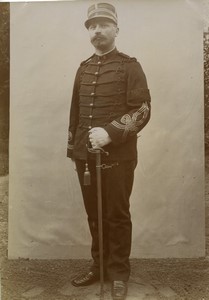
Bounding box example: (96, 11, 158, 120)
(71, 270, 100, 287)
(111, 281, 128, 300)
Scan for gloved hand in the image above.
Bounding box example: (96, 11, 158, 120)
(89, 127, 112, 148)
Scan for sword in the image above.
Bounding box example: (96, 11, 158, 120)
(95, 148, 104, 300)
(86, 145, 109, 300)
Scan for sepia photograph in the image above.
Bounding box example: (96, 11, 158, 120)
(0, 0, 209, 299)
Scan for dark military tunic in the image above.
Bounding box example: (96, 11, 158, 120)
(67, 48, 151, 161)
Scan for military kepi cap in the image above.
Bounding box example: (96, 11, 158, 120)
(85, 3, 118, 29)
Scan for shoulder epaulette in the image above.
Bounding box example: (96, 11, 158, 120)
(118, 52, 137, 62)
(80, 54, 95, 66)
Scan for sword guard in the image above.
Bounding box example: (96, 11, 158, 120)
(88, 146, 109, 156)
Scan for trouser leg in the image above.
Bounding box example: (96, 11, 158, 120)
(75, 159, 108, 273)
(75, 159, 136, 281)
(102, 160, 136, 281)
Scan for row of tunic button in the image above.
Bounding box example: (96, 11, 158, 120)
(88, 61, 102, 129)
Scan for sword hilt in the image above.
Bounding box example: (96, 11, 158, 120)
(87, 145, 109, 156)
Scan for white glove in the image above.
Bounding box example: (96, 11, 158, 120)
(89, 127, 112, 148)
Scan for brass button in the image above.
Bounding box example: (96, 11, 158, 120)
(98, 61, 101, 65)
(89, 115, 93, 118)
(95, 72, 99, 75)
(88, 126, 92, 129)
(90, 103, 93, 106)
(91, 92, 95, 96)
(92, 81, 96, 84)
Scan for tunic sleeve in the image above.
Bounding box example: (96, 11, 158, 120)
(104, 60, 151, 144)
(67, 68, 81, 158)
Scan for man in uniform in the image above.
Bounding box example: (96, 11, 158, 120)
(67, 3, 151, 300)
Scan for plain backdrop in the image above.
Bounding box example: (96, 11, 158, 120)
(9, 0, 205, 259)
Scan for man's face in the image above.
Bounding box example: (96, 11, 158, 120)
(88, 18, 119, 52)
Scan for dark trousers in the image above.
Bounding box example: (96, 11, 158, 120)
(75, 159, 137, 281)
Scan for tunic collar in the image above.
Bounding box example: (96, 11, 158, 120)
(94, 48, 118, 61)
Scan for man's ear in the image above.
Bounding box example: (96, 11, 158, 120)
(115, 27, 119, 37)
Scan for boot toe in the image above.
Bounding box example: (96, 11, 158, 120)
(111, 280, 128, 300)
(71, 271, 99, 287)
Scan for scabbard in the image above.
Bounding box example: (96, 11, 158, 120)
(95, 149, 104, 299)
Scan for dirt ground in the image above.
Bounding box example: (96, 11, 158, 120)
(0, 154, 209, 300)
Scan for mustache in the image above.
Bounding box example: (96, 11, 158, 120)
(92, 35, 106, 42)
